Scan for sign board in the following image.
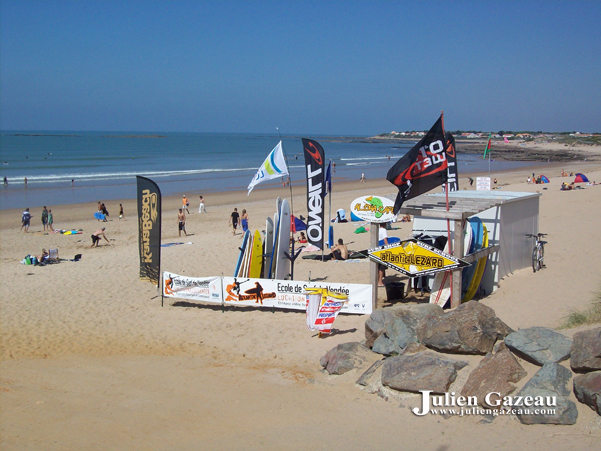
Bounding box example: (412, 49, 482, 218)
(162, 272, 373, 315)
(350, 195, 396, 223)
(477, 177, 491, 191)
(368, 239, 468, 277)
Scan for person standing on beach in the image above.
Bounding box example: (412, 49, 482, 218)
(48, 209, 54, 231)
(119, 204, 124, 220)
(360, 172, 366, 182)
(177, 209, 188, 237)
(230, 208, 239, 235)
(41, 206, 49, 231)
(198, 196, 207, 213)
(24, 177, 27, 186)
(241, 209, 249, 232)
(21, 208, 31, 232)
(3, 176, 7, 186)
(182, 195, 190, 214)
(91, 227, 109, 248)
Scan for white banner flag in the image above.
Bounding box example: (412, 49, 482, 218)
(162, 272, 222, 303)
(248, 141, 289, 195)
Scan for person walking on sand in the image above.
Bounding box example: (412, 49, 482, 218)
(48, 209, 54, 231)
(119, 204, 124, 220)
(90, 227, 109, 247)
(241, 209, 249, 232)
(182, 195, 190, 214)
(360, 172, 366, 182)
(198, 195, 207, 213)
(21, 208, 31, 233)
(230, 208, 240, 235)
(177, 209, 188, 237)
(41, 206, 49, 232)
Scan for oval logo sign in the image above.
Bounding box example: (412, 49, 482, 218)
(350, 195, 396, 223)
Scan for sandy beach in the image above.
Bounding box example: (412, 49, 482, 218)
(2, 144, 601, 450)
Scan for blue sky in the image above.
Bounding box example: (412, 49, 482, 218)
(1, 0, 600, 134)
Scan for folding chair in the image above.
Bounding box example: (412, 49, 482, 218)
(48, 249, 59, 262)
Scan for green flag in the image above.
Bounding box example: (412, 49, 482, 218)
(483, 133, 492, 159)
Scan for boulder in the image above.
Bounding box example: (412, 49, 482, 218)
(366, 304, 443, 354)
(505, 327, 572, 366)
(570, 327, 601, 373)
(573, 371, 601, 415)
(516, 363, 578, 425)
(381, 351, 468, 394)
(461, 347, 527, 407)
(416, 300, 513, 355)
(320, 342, 374, 375)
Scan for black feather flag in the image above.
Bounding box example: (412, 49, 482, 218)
(386, 116, 449, 214)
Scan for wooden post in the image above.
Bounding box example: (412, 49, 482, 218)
(370, 222, 379, 311)
(451, 218, 465, 309)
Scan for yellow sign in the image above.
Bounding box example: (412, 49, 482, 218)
(368, 239, 468, 277)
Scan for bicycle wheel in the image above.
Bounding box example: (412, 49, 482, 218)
(539, 244, 545, 268)
(532, 247, 539, 272)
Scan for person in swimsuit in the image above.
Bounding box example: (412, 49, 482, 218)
(177, 209, 188, 237)
(241, 209, 249, 232)
(91, 227, 109, 247)
(230, 208, 239, 235)
(330, 238, 348, 261)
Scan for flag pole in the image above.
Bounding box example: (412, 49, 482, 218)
(441, 110, 454, 305)
(488, 132, 491, 180)
(277, 127, 294, 216)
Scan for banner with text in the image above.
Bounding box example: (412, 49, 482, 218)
(162, 272, 223, 302)
(302, 138, 326, 249)
(137, 176, 162, 285)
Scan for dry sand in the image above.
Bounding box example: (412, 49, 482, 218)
(2, 146, 601, 450)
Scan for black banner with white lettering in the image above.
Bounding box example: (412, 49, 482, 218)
(137, 176, 162, 285)
(302, 138, 325, 249)
(445, 131, 459, 193)
(386, 116, 448, 214)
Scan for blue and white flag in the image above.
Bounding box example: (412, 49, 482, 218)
(325, 160, 332, 195)
(247, 141, 289, 195)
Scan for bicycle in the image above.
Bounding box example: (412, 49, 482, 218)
(527, 233, 547, 272)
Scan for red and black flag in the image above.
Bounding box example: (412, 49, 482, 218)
(302, 138, 325, 250)
(386, 116, 448, 214)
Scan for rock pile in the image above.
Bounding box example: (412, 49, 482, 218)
(320, 302, 601, 425)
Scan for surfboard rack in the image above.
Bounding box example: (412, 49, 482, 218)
(284, 243, 305, 280)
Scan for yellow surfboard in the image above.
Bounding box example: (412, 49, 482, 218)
(463, 224, 488, 302)
(249, 229, 263, 279)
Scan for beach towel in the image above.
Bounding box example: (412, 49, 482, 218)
(354, 226, 368, 234)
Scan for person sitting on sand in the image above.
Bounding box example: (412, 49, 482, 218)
(297, 231, 308, 243)
(91, 227, 109, 247)
(400, 214, 412, 222)
(330, 238, 348, 261)
(38, 248, 49, 262)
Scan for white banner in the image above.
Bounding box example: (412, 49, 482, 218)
(477, 177, 491, 191)
(162, 272, 222, 303)
(162, 272, 372, 315)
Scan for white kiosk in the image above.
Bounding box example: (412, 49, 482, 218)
(395, 191, 541, 307)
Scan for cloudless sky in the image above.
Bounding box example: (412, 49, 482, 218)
(1, 0, 600, 134)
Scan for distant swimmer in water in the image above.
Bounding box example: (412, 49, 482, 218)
(3, 176, 7, 186)
(24, 177, 27, 186)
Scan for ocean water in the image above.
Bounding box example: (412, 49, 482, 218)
(0, 131, 539, 210)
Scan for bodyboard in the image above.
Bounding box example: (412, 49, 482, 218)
(234, 230, 250, 277)
(328, 226, 334, 249)
(268, 212, 280, 278)
(430, 241, 452, 307)
(263, 217, 274, 278)
(379, 236, 401, 246)
(461, 217, 483, 298)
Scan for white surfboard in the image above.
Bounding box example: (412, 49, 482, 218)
(264, 217, 274, 278)
(269, 212, 279, 278)
(275, 199, 291, 280)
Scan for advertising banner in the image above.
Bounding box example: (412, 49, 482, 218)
(477, 177, 491, 191)
(302, 138, 326, 249)
(137, 176, 162, 285)
(350, 195, 396, 223)
(162, 272, 223, 302)
(445, 132, 459, 192)
(368, 239, 468, 277)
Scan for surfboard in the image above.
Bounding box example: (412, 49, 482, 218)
(378, 236, 401, 246)
(463, 224, 488, 302)
(268, 211, 280, 278)
(275, 199, 291, 280)
(276, 197, 282, 215)
(263, 217, 274, 278)
(328, 226, 334, 248)
(250, 230, 263, 278)
(234, 230, 250, 277)
(461, 217, 483, 299)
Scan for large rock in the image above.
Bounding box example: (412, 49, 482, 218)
(516, 363, 578, 425)
(320, 342, 375, 375)
(366, 304, 443, 354)
(570, 327, 601, 373)
(505, 327, 572, 366)
(381, 351, 468, 394)
(461, 347, 527, 407)
(416, 300, 513, 355)
(573, 371, 601, 415)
